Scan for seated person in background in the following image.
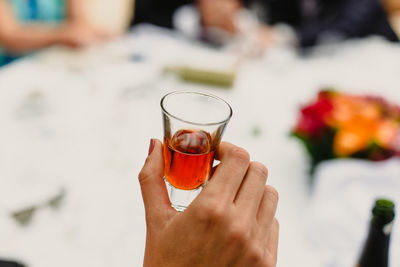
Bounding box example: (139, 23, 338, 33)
(83, 0, 134, 38)
(382, 0, 400, 37)
(131, 0, 192, 29)
(0, 0, 109, 66)
(198, 0, 399, 48)
(139, 139, 279, 266)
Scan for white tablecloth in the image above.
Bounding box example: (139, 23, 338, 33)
(310, 159, 400, 267)
(0, 25, 399, 266)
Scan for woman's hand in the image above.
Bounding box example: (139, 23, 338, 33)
(139, 139, 279, 267)
(197, 0, 242, 34)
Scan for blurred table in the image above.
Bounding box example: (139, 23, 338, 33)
(0, 25, 399, 267)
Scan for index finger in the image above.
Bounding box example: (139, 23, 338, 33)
(138, 139, 175, 226)
(200, 142, 250, 203)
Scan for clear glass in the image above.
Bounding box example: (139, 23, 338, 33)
(161, 91, 232, 211)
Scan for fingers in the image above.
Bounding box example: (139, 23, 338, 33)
(208, 165, 219, 181)
(256, 185, 279, 237)
(234, 162, 268, 216)
(202, 142, 250, 203)
(265, 218, 279, 266)
(138, 139, 174, 224)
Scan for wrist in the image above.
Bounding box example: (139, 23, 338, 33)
(53, 24, 71, 44)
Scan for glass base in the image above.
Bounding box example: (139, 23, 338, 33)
(164, 179, 202, 212)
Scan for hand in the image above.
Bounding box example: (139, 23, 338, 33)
(241, 26, 278, 57)
(197, 0, 242, 34)
(139, 139, 279, 267)
(57, 22, 109, 48)
(257, 26, 277, 49)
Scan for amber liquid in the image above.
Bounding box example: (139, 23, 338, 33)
(163, 129, 215, 190)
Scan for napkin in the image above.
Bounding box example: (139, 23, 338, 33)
(306, 158, 400, 267)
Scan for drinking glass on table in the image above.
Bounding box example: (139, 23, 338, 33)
(161, 91, 232, 211)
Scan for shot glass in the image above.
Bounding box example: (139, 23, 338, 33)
(161, 91, 232, 211)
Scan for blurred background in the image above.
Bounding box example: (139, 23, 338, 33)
(0, 0, 399, 266)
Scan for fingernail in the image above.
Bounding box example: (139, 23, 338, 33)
(148, 139, 155, 156)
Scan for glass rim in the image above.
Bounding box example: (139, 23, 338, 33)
(160, 91, 233, 126)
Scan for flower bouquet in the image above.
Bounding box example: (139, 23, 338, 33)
(292, 90, 400, 174)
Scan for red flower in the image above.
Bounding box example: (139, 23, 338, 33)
(295, 94, 334, 138)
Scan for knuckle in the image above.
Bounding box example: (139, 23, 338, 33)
(138, 168, 152, 185)
(230, 147, 250, 164)
(264, 186, 279, 204)
(227, 222, 249, 244)
(250, 162, 269, 178)
(247, 245, 264, 264)
(273, 218, 280, 230)
(198, 200, 225, 222)
(262, 251, 277, 267)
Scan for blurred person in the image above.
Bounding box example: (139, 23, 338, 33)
(198, 0, 399, 48)
(139, 139, 279, 266)
(82, 0, 134, 37)
(132, 0, 192, 29)
(383, 0, 400, 13)
(382, 0, 400, 37)
(0, 0, 109, 67)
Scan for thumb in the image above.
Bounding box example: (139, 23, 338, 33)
(138, 139, 173, 223)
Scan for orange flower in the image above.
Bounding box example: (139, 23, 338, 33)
(328, 94, 381, 129)
(329, 93, 385, 157)
(333, 118, 377, 157)
(375, 119, 400, 149)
